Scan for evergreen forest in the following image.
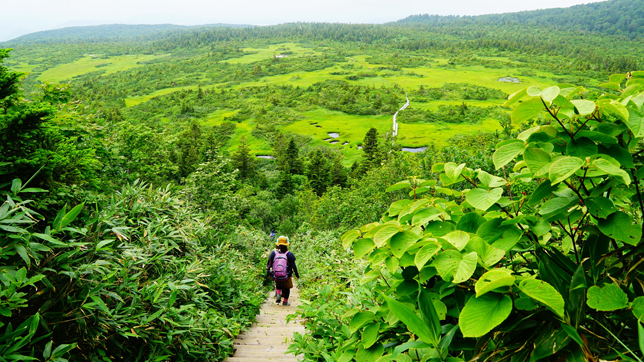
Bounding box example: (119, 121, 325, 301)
(3, 0, 644, 360)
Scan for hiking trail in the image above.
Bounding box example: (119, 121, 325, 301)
(225, 285, 304, 361)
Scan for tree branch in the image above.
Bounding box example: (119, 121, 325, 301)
(542, 98, 573, 139)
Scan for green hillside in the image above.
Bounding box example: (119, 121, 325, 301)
(2, 23, 254, 45)
(396, 0, 644, 38)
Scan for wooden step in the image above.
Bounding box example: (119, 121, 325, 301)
(224, 285, 305, 362)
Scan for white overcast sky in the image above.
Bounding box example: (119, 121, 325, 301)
(1, 0, 607, 42)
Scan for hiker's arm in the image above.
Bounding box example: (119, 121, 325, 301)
(290, 253, 300, 279)
(266, 251, 275, 277)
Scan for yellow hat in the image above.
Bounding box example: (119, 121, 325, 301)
(276, 236, 290, 246)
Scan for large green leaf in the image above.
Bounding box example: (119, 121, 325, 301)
(411, 207, 442, 226)
(441, 230, 470, 251)
(383, 296, 438, 346)
(593, 158, 631, 185)
(566, 137, 598, 159)
(477, 170, 506, 188)
(459, 293, 512, 338)
(539, 196, 578, 216)
(575, 130, 618, 145)
(444, 162, 466, 181)
(386, 180, 411, 192)
(415, 242, 441, 270)
(523, 147, 551, 174)
(433, 251, 477, 283)
(466, 236, 505, 267)
(541, 86, 560, 103)
(369, 248, 389, 266)
(475, 269, 515, 297)
(457, 213, 486, 233)
(493, 140, 526, 170)
(491, 228, 523, 251)
(601, 101, 629, 122)
(610, 74, 626, 83)
(354, 238, 376, 259)
(476, 218, 505, 243)
(342, 229, 361, 248)
(548, 157, 584, 185)
(418, 288, 442, 345)
(56, 203, 84, 231)
(356, 343, 384, 362)
(374, 225, 400, 247)
(598, 211, 642, 246)
(586, 196, 617, 219)
(639, 322, 644, 358)
(467, 188, 503, 211)
(518, 279, 565, 317)
(512, 98, 544, 124)
(528, 180, 556, 206)
(390, 231, 420, 258)
(350, 312, 375, 334)
(362, 323, 381, 349)
(587, 284, 628, 311)
(388, 200, 413, 217)
(626, 108, 644, 138)
(570, 99, 596, 116)
(504, 87, 527, 107)
(632, 296, 644, 321)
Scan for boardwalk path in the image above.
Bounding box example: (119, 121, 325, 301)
(225, 286, 304, 361)
(392, 94, 410, 137)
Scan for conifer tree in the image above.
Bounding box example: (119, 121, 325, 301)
(281, 138, 302, 174)
(276, 169, 294, 199)
(362, 127, 381, 168)
(306, 149, 330, 196)
(231, 137, 256, 181)
(177, 121, 202, 178)
(330, 157, 348, 188)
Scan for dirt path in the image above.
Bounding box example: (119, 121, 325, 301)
(225, 285, 304, 361)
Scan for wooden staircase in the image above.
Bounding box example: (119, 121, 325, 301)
(225, 286, 304, 361)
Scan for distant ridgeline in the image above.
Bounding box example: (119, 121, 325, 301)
(1, 23, 254, 45)
(395, 0, 644, 38)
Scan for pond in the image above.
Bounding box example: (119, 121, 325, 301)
(327, 132, 339, 138)
(402, 147, 428, 153)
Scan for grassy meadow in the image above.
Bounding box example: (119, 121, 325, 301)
(23, 42, 586, 159)
(38, 53, 168, 83)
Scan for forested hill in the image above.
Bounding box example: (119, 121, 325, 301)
(396, 0, 644, 38)
(2, 23, 253, 45)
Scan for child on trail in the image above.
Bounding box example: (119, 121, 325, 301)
(266, 236, 299, 306)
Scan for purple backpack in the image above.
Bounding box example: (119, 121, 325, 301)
(272, 251, 289, 280)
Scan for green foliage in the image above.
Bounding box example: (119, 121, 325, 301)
(0, 50, 100, 191)
(325, 75, 644, 360)
(0, 181, 266, 361)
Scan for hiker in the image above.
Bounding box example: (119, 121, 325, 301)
(266, 236, 299, 306)
(269, 229, 276, 242)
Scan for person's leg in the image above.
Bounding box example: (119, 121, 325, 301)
(282, 287, 291, 305)
(275, 281, 282, 303)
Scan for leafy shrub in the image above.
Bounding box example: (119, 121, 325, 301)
(0, 181, 265, 361)
(314, 74, 644, 361)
